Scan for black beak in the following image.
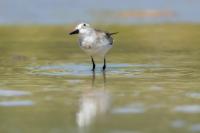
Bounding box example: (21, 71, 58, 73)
(69, 29, 79, 35)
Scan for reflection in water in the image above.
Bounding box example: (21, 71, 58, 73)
(76, 71, 111, 128)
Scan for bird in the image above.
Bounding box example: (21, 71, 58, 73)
(69, 23, 118, 71)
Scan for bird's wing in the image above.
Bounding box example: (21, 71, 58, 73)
(94, 29, 118, 45)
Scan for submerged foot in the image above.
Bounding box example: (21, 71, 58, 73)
(102, 65, 106, 71)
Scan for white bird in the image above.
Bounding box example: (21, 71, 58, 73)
(69, 23, 118, 71)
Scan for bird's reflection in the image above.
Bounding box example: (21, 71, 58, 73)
(76, 71, 110, 128)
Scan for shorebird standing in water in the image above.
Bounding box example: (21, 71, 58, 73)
(69, 23, 118, 71)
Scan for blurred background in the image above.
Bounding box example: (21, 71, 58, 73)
(1, 1, 200, 133)
(0, 0, 200, 25)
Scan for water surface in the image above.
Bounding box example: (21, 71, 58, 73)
(0, 25, 200, 133)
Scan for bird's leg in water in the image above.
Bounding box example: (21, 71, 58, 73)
(91, 56, 95, 71)
(103, 57, 106, 70)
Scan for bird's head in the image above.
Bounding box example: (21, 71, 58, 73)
(69, 23, 91, 35)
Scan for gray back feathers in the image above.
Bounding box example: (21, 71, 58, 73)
(94, 29, 118, 45)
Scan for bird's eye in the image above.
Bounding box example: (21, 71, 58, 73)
(83, 24, 86, 26)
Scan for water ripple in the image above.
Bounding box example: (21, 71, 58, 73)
(190, 124, 200, 132)
(28, 63, 160, 77)
(0, 100, 34, 107)
(112, 103, 145, 114)
(186, 93, 200, 99)
(173, 105, 200, 113)
(0, 89, 31, 97)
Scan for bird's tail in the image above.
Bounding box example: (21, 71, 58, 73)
(109, 32, 119, 36)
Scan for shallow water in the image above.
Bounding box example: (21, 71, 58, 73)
(0, 25, 200, 133)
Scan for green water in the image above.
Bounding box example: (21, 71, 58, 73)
(0, 24, 200, 133)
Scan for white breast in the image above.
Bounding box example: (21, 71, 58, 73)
(80, 36, 95, 48)
(79, 30, 112, 57)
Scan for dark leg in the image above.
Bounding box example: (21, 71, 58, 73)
(91, 56, 95, 71)
(103, 57, 106, 71)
